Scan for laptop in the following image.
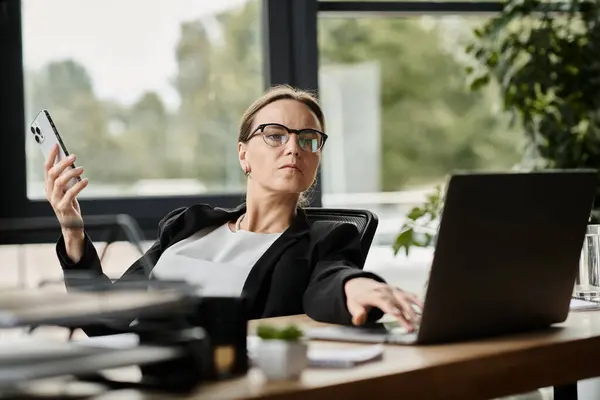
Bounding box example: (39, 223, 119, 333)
(308, 170, 598, 345)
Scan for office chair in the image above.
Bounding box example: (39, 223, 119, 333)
(304, 207, 379, 268)
(77, 209, 379, 268)
(1, 208, 378, 285)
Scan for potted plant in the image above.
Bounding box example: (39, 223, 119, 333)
(254, 324, 308, 381)
(465, 0, 600, 221)
(395, 0, 600, 254)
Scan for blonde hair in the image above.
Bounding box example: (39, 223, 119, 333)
(239, 85, 325, 207)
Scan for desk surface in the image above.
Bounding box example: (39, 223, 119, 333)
(23, 311, 600, 400)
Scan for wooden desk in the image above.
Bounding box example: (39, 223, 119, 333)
(25, 312, 600, 400)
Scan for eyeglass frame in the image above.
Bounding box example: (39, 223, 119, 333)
(248, 123, 328, 152)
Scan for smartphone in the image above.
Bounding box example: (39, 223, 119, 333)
(30, 109, 81, 190)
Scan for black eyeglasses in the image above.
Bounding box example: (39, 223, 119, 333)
(249, 123, 328, 153)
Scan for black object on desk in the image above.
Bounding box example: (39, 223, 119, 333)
(191, 295, 249, 380)
(135, 294, 249, 382)
(0, 291, 249, 395)
(76, 327, 214, 394)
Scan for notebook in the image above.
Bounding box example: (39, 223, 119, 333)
(246, 336, 383, 368)
(307, 344, 383, 368)
(570, 297, 600, 311)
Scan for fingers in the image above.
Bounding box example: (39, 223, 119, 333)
(55, 166, 84, 191)
(47, 156, 81, 208)
(46, 151, 77, 199)
(392, 289, 419, 324)
(368, 289, 414, 331)
(60, 177, 88, 211)
(52, 171, 84, 211)
(372, 287, 425, 331)
(402, 290, 424, 310)
(44, 144, 60, 198)
(43, 144, 59, 172)
(348, 303, 368, 326)
(345, 280, 425, 330)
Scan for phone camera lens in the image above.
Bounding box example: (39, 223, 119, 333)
(34, 135, 40, 144)
(35, 127, 41, 134)
(30, 126, 35, 134)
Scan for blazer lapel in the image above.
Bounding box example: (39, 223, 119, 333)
(242, 209, 311, 318)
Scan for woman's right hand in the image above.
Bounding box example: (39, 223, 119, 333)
(44, 144, 89, 262)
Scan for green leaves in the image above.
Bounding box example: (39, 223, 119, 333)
(465, 0, 600, 219)
(470, 74, 491, 91)
(256, 324, 304, 341)
(393, 228, 414, 257)
(393, 185, 443, 257)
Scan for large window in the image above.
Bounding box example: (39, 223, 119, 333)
(22, 0, 263, 199)
(4, 0, 515, 250)
(318, 15, 524, 258)
(2, 0, 314, 243)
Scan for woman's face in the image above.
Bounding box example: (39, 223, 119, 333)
(238, 99, 323, 197)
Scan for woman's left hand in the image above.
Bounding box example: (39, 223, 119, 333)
(344, 278, 424, 331)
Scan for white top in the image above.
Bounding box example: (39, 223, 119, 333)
(151, 223, 282, 296)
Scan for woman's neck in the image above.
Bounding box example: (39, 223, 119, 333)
(239, 191, 299, 234)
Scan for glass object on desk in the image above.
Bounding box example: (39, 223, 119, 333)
(575, 225, 600, 299)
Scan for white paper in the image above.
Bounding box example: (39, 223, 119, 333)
(247, 336, 383, 368)
(74, 333, 139, 349)
(570, 298, 600, 311)
(307, 344, 383, 368)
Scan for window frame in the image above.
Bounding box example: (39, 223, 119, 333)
(318, 1, 503, 16)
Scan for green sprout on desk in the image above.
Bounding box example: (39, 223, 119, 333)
(256, 324, 304, 341)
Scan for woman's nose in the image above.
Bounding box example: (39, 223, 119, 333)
(284, 134, 301, 155)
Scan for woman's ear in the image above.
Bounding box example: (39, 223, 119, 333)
(238, 142, 250, 175)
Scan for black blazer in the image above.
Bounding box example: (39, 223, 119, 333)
(56, 203, 385, 334)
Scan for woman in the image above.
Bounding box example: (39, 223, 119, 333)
(45, 85, 422, 333)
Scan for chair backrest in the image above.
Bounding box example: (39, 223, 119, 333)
(303, 208, 379, 268)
